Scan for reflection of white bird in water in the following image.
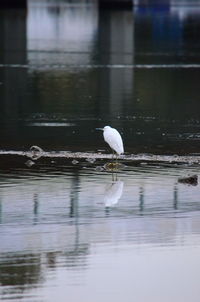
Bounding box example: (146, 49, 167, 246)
(96, 126, 124, 155)
(104, 180, 124, 207)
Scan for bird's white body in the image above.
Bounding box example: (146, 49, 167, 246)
(103, 126, 124, 155)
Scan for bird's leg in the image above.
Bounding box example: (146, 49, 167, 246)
(112, 150, 115, 162)
(115, 152, 118, 164)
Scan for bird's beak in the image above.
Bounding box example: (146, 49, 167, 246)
(96, 128, 103, 130)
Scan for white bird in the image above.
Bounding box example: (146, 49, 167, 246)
(96, 126, 124, 155)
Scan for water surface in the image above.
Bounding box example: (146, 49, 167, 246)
(0, 157, 200, 301)
(1, 0, 200, 153)
(0, 1, 200, 301)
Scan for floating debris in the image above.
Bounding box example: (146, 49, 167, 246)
(28, 145, 44, 160)
(0, 150, 200, 165)
(72, 159, 79, 165)
(140, 162, 148, 166)
(178, 174, 198, 186)
(25, 160, 35, 167)
(95, 166, 104, 172)
(86, 158, 96, 164)
(30, 145, 43, 153)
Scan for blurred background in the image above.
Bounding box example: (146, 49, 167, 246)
(1, 0, 200, 155)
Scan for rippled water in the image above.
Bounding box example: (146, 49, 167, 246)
(1, 0, 200, 301)
(0, 154, 200, 302)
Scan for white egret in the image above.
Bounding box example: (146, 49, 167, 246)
(96, 126, 124, 156)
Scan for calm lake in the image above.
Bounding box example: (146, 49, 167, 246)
(0, 0, 200, 301)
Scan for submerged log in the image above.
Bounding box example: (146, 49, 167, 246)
(178, 175, 198, 186)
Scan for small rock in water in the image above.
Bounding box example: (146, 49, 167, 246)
(25, 160, 35, 167)
(95, 166, 104, 172)
(178, 174, 198, 186)
(140, 162, 148, 166)
(72, 159, 79, 165)
(86, 158, 96, 164)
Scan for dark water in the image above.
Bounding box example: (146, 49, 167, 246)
(1, 1, 200, 301)
(1, 0, 200, 154)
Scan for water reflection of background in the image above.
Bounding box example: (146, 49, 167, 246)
(0, 0, 200, 153)
(0, 164, 200, 300)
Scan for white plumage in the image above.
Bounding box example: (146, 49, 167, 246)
(102, 126, 124, 155)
